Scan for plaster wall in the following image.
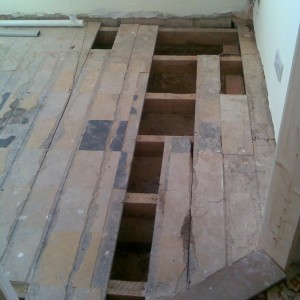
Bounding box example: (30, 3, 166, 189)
(0, 0, 249, 18)
(253, 0, 300, 139)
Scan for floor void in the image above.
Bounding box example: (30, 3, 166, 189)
(0, 21, 276, 300)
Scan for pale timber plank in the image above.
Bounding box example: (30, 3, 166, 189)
(189, 153, 225, 285)
(157, 28, 238, 46)
(220, 94, 253, 155)
(0, 29, 87, 186)
(238, 25, 275, 140)
(190, 55, 225, 285)
(194, 56, 221, 154)
(0, 48, 107, 284)
(224, 155, 261, 265)
(0, 36, 16, 62)
(0, 51, 106, 262)
(147, 137, 191, 298)
(125, 193, 159, 205)
(75, 22, 101, 81)
(68, 25, 141, 296)
(254, 139, 276, 215)
(108, 280, 146, 297)
(90, 25, 158, 299)
(0, 36, 34, 71)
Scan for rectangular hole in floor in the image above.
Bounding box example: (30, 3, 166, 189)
(92, 27, 118, 49)
(138, 94, 195, 136)
(127, 142, 163, 193)
(147, 58, 196, 94)
(220, 57, 246, 94)
(110, 143, 163, 283)
(110, 227, 154, 281)
(155, 28, 239, 55)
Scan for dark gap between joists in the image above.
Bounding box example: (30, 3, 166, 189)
(220, 56, 245, 94)
(127, 141, 164, 194)
(139, 91, 196, 136)
(147, 56, 196, 94)
(155, 28, 239, 55)
(110, 143, 163, 285)
(92, 27, 118, 49)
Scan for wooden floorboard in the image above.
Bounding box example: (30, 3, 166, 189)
(147, 137, 192, 298)
(0, 23, 278, 300)
(189, 56, 226, 286)
(0, 23, 104, 288)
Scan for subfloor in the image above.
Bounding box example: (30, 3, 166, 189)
(0, 21, 276, 299)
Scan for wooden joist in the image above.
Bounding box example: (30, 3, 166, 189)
(144, 93, 195, 114)
(156, 28, 238, 46)
(108, 280, 146, 297)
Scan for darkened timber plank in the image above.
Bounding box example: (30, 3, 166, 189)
(174, 250, 285, 300)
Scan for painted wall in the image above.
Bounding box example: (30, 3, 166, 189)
(0, 0, 249, 18)
(253, 0, 300, 139)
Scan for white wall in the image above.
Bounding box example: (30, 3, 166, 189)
(0, 0, 249, 18)
(253, 0, 300, 139)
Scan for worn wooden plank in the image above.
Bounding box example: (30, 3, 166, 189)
(238, 25, 275, 140)
(221, 94, 253, 155)
(144, 93, 195, 114)
(108, 280, 146, 297)
(0, 265, 19, 300)
(0, 149, 72, 282)
(0, 36, 16, 62)
(75, 21, 101, 81)
(125, 193, 159, 205)
(147, 137, 191, 298)
(90, 25, 158, 299)
(32, 151, 104, 292)
(223, 44, 240, 55)
(156, 28, 238, 46)
(0, 30, 90, 186)
(224, 155, 261, 265)
(260, 27, 300, 270)
(194, 55, 221, 153)
(0, 37, 34, 71)
(0, 49, 107, 284)
(66, 26, 141, 297)
(189, 152, 225, 285)
(254, 139, 275, 215)
(189, 54, 225, 285)
(174, 250, 285, 300)
(137, 135, 194, 144)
